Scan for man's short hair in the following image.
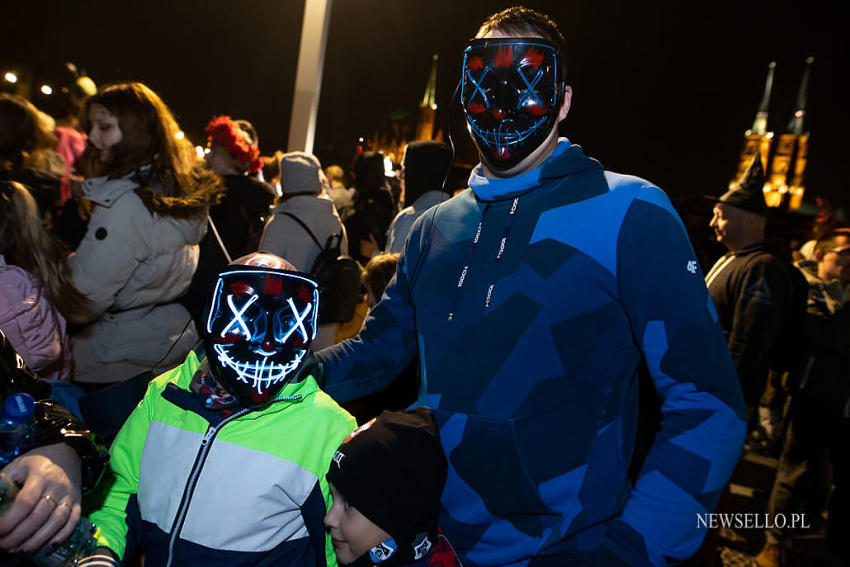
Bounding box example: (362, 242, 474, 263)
(475, 7, 567, 79)
(814, 227, 850, 254)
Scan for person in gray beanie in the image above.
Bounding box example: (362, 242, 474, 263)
(260, 152, 348, 274)
(260, 151, 349, 349)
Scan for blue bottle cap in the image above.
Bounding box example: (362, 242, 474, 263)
(2, 393, 36, 424)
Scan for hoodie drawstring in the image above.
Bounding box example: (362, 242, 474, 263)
(447, 196, 520, 321)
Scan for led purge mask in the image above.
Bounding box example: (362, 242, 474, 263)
(203, 265, 319, 406)
(462, 37, 563, 171)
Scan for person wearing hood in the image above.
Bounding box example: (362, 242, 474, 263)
(69, 83, 222, 388)
(260, 152, 349, 350)
(260, 152, 348, 273)
(385, 141, 453, 255)
(344, 151, 397, 265)
(316, 7, 746, 566)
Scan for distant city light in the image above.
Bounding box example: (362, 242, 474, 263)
(794, 110, 804, 118)
(3, 72, 17, 84)
(40, 84, 53, 95)
(175, 131, 185, 140)
(204, 147, 211, 155)
(195, 145, 205, 159)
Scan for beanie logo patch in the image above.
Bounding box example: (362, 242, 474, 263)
(413, 532, 432, 560)
(369, 538, 397, 563)
(332, 450, 345, 469)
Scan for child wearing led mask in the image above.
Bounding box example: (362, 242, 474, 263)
(81, 252, 356, 567)
(324, 408, 461, 567)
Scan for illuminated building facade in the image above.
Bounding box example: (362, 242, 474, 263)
(733, 58, 814, 210)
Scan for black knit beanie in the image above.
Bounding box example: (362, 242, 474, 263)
(327, 408, 447, 564)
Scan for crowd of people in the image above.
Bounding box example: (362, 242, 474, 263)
(0, 5, 846, 567)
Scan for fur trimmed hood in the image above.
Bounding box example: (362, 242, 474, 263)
(83, 164, 223, 219)
(135, 164, 223, 218)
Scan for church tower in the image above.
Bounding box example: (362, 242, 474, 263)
(764, 57, 813, 210)
(733, 62, 776, 202)
(787, 57, 814, 210)
(415, 54, 441, 141)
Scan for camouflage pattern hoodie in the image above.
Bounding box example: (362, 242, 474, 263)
(318, 140, 746, 567)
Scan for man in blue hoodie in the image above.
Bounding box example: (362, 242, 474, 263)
(316, 7, 747, 566)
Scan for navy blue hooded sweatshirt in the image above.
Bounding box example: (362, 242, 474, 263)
(317, 140, 747, 567)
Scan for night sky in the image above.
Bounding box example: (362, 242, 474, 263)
(3, 0, 847, 212)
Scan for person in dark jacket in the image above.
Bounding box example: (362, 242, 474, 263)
(706, 155, 805, 414)
(385, 141, 453, 254)
(0, 94, 64, 226)
(0, 329, 108, 559)
(345, 151, 396, 265)
(182, 115, 275, 325)
(756, 228, 850, 567)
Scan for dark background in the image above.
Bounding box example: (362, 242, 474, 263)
(2, 0, 847, 212)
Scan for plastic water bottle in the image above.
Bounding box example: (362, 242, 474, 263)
(0, 393, 37, 466)
(0, 394, 98, 566)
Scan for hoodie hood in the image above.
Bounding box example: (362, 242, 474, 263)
(402, 140, 452, 206)
(468, 139, 603, 201)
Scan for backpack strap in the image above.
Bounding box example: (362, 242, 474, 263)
(279, 211, 324, 251)
(207, 216, 232, 263)
(279, 212, 342, 253)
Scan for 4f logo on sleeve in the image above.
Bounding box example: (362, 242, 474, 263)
(686, 260, 698, 274)
(332, 451, 345, 469)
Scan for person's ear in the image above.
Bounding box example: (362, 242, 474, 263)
(557, 85, 573, 123)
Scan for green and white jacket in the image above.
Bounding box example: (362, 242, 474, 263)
(89, 349, 356, 567)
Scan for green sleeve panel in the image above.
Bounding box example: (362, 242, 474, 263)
(89, 369, 178, 559)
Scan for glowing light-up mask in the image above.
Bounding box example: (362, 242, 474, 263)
(202, 266, 319, 406)
(461, 37, 563, 171)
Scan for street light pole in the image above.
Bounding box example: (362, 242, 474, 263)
(287, 0, 332, 154)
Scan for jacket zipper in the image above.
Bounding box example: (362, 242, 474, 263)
(163, 394, 301, 567)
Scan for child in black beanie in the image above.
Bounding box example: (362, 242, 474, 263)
(324, 408, 460, 567)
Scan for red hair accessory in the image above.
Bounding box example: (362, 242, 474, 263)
(205, 115, 265, 173)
